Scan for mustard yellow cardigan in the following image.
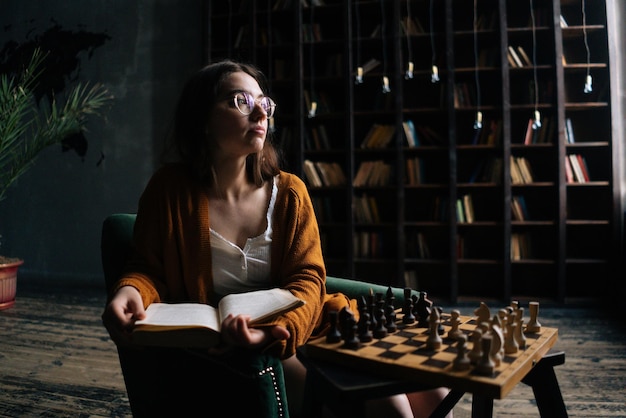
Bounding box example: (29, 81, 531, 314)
(111, 163, 328, 359)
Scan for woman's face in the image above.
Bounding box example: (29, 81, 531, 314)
(209, 71, 269, 159)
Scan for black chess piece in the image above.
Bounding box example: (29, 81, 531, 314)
(326, 310, 342, 343)
(373, 293, 388, 338)
(402, 288, 415, 324)
(416, 291, 433, 328)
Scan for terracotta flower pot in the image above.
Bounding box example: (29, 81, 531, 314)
(0, 259, 23, 310)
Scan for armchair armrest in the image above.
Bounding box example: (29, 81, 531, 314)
(326, 276, 417, 306)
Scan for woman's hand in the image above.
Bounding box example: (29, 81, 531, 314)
(220, 313, 290, 349)
(101, 285, 146, 346)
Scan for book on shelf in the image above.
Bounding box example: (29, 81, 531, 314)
(516, 46, 533, 66)
(523, 118, 536, 145)
(360, 124, 396, 149)
(565, 118, 575, 143)
(462, 194, 475, 223)
(568, 154, 589, 183)
(132, 288, 305, 348)
(403, 120, 419, 147)
(507, 45, 524, 68)
(303, 159, 323, 187)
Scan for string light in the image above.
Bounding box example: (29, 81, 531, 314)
(429, 0, 439, 83)
(267, 0, 276, 133)
(405, 0, 414, 80)
(582, 0, 593, 93)
(380, 0, 390, 93)
(473, 0, 481, 130)
(530, 0, 541, 130)
(354, 1, 363, 84)
(308, 3, 317, 118)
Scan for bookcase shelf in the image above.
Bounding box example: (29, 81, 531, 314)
(205, 0, 621, 304)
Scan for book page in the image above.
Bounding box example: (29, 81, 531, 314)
(218, 288, 304, 324)
(135, 303, 220, 332)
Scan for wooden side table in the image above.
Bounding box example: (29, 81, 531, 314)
(297, 347, 567, 418)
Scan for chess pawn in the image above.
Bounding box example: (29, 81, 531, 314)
(402, 288, 415, 324)
(447, 309, 463, 340)
(514, 307, 527, 349)
(504, 314, 519, 354)
(342, 316, 361, 350)
(373, 296, 388, 339)
(416, 291, 433, 328)
(426, 307, 442, 350)
(453, 334, 471, 371)
(476, 334, 495, 376)
(526, 301, 541, 333)
(326, 310, 342, 343)
(468, 328, 483, 365)
(357, 305, 373, 343)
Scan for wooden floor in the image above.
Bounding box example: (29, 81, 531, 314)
(1, 281, 625, 417)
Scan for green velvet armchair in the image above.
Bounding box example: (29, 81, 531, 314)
(101, 213, 415, 417)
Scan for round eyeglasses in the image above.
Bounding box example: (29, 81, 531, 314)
(232, 92, 276, 118)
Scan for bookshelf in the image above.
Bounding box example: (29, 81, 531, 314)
(205, 0, 622, 304)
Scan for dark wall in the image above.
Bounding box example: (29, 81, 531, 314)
(0, 0, 205, 287)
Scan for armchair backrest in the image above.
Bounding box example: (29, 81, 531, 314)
(101, 213, 136, 293)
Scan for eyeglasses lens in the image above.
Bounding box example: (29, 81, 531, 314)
(233, 93, 275, 118)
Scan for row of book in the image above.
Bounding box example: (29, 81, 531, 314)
(353, 160, 392, 187)
(565, 153, 591, 183)
(510, 156, 534, 184)
(353, 231, 385, 258)
(456, 194, 475, 223)
(303, 159, 347, 187)
(354, 194, 380, 224)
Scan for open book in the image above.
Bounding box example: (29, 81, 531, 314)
(132, 288, 305, 348)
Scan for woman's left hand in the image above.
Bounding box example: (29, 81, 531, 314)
(220, 313, 290, 349)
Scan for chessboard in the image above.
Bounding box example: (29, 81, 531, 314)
(305, 291, 559, 399)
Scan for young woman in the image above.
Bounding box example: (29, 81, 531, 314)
(101, 60, 450, 418)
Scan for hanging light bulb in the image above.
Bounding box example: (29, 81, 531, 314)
(308, 101, 317, 118)
(269, 117, 276, 133)
(532, 110, 541, 130)
(584, 74, 593, 93)
(474, 111, 483, 130)
(382, 76, 391, 93)
(405, 62, 414, 80)
(355, 67, 364, 85)
(431, 64, 439, 83)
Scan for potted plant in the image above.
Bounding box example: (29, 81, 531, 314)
(0, 48, 113, 309)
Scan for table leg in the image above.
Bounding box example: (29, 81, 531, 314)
(471, 395, 494, 418)
(521, 351, 568, 418)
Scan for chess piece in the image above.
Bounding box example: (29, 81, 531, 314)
(342, 315, 361, 350)
(447, 309, 463, 340)
(426, 307, 442, 350)
(385, 287, 397, 333)
(373, 293, 388, 338)
(476, 334, 495, 376)
(526, 301, 541, 333)
(490, 320, 504, 366)
(367, 291, 378, 331)
(504, 314, 519, 354)
(402, 288, 416, 324)
(326, 310, 342, 343)
(468, 328, 483, 365)
(436, 306, 445, 335)
(474, 302, 490, 325)
(453, 334, 471, 371)
(514, 307, 527, 349)
(357, 299, 373, 343)
(416, 291, 433, 328)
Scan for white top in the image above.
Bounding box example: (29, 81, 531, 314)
(210, 176, 277, 296)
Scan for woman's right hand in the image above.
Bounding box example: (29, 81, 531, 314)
(101, 285, 146, 346)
